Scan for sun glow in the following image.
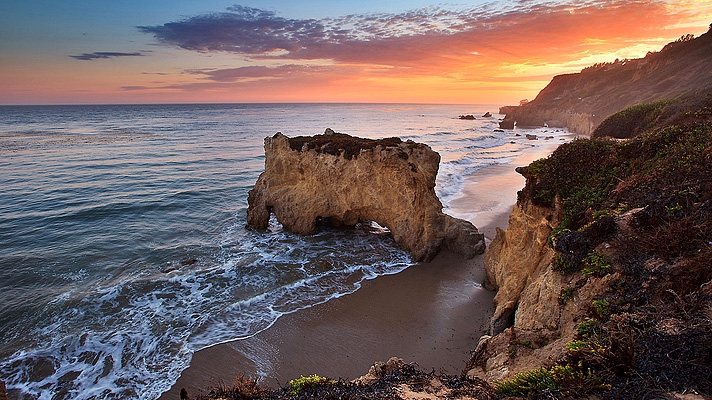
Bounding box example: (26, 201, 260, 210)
(1, 0, 711, 105)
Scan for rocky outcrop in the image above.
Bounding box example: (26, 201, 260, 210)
(499, 27, 712, 134)
(471, 172, 622, 382)
(352, 357, 406, 386)
(500, 106, 596, 134)
(470, 99, 712, 394)
(484, 191, 561, 335)
(246, 130, 485, 262)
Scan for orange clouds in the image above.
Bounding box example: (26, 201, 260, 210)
(2, 0, 710, 104)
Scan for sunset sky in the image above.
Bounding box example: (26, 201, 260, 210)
(1, 0, 710, 105)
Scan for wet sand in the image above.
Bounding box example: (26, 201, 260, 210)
(162, 247, 497, 398)
(160, 136, 565, 399)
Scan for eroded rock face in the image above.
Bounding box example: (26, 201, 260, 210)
(484, 196, 561, 335)
(246, 130, 485, 262)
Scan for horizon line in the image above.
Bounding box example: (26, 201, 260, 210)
(0, 101, 515, 108)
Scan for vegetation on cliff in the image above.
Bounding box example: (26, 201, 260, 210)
(490, 94, 712, 398)
(190, 363, 496, 400)
(287, 128, 413, 160)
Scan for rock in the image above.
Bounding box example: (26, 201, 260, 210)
(525, 134, 538, 140)
(544, 120, 565, 128)
(459, 114, 476, 120)
(482, 112, 492, 118)
(499, 118, 515, 129)
(353, 357, 405, 385)
(484, 193, 561, 334)
(246, 130, 485, 262)
(498, 106, 518, 115)
(0, 381, 8, 400)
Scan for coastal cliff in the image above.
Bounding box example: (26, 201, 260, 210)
(469, 95, 712, 397)
(500, 26, 712, 134)
(246, 129, 485, 262)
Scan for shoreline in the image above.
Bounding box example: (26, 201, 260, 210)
(160, 132, 568, 399)
(161, 248, 498, 400)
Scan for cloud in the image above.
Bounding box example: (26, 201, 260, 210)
(128, 0, 706, 102)
(186, 64, 334, 82)
(70, 52, 144, 61)
(138, 5, 331, 54)
(138, 0, 690, 69)
(121, 85, 151, 91)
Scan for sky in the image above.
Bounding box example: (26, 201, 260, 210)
(1, 0, 710, 105)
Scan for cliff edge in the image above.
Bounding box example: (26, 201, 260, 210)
(246, 129, 485, 262)
(500, 26, 712, 135)
(469, 96, 712, 398)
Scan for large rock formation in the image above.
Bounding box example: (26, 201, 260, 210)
(246, 130, 485, 262)
(499, 27, 712, 134)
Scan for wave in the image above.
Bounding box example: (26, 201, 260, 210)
(0, 216, 412, 399)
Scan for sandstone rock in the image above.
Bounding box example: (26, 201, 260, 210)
(353, 357, 405, 386)
(514, 266, 564, 331)
(484, 195, 561, 334)
(246, 130, 485, 262)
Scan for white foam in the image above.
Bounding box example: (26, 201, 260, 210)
(1, 219, 413, 400)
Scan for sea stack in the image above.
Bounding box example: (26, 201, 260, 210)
(246, 129, 486, 262)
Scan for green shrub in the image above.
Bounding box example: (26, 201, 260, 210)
(591, 203, 628, 221)
(525, 137, 621, 230)
(576, 319, 601, 338)
(552, 253, 573, 273)
(592, 299, 610, 318)
(559, 287, 574, 304)
(289, 374, 336, 396)
(494, 364, 592, 396)
(566, 340, 589, 353)
(566, 339, 607, 354)
(593, 100, 671, 139)
(581, 251, 611, 277)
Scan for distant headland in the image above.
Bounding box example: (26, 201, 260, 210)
(499, 25, 712, 135)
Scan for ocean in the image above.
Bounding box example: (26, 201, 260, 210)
(0, 103, 565, 399)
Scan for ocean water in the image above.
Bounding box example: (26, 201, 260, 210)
(0, 103, 565, 399)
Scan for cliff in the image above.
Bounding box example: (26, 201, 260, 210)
(500, 26, 712, 135)
(470, 96, 712, 397)
(246, 129, 485, 262)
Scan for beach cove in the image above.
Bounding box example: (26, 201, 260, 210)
(0, 104, 572, 399)
(161, 132, 570, 398)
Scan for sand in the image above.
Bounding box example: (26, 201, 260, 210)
(160, 136, 566, 399)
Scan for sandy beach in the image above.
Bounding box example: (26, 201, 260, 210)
(160, 135, 565, 400)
